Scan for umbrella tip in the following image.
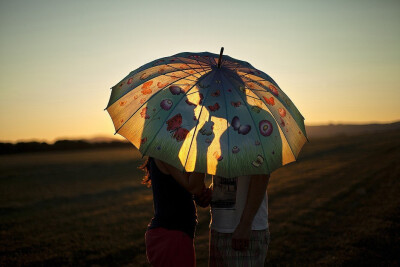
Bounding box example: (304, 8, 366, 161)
(217, 47, 224, 68)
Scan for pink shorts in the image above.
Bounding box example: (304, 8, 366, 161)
(145, 227, 196, 267)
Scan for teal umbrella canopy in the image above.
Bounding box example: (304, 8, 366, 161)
(106, 48, 307, 178)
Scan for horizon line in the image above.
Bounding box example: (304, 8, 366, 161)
(1, 119, 399, 144)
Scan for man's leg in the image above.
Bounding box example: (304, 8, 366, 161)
(209, 229, 269, 267)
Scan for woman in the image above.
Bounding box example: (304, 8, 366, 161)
(141, 157, 206, 267)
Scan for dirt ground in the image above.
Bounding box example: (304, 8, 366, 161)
(1, 130, 399, 266)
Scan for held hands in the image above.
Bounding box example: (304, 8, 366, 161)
(194, 185, 212, 208)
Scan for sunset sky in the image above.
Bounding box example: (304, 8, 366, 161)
(1, 0, 399, 143)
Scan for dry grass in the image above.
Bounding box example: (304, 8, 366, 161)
(1, 131, 399, 266)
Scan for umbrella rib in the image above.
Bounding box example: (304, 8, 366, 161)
(247, 86, 298, 159)
(222, 60, 237, 67)
(220, 71, 271, 174)
(133, 74, 213, 154)
(193, 59, 211, 73)
(230, 63, 243, 72)
(243, 94, 263, 100)
(221, 60, 236, 68)
(166, 66, 211, 78)
(161, 70, 210, 83)
(182, 71, 216, 171)
(138, 80, 205, 137)
(190, 55, 212, 65)
(221, 58, 236, 65)
(211, 56, 218, 66)
(237, 73, 269, 83)
(241, 88, 265, 92)
(186, 91, 203, 96)
(106, 66, 207, 109)
(128, 56, 171, 75)
(223, 62, 236, 68)
(218, 71, 232, 178)
(241, 78, 267, 83)
(236, 69, 283, 93)
(109, 68, 200, 113)
(114, 71, 210, 135)
(224, 70, 300, 163)
(189, 57, 211, 72)
(236, 68, 269, 81)
(172, 57, 204, 76)
(236, 70, 259, 77)
(161, 67, 212, 82)
(157, 68, 210, 84)
(141, 71, 214, 166)
(162, 74, 199, 83)
(237, 70, 253, 79)
(164, 62, 208, 78)
(202, 55, 216, 67)
(238, 80, 298, 159)
(242, 74, 306, 127)
(174, 53, 211, 66)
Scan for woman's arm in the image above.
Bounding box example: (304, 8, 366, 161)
(155, 159, 205, 195)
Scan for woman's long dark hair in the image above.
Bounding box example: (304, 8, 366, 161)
(139, 157, 152, 187)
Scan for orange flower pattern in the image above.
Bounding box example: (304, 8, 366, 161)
(141, 81, 153, 95)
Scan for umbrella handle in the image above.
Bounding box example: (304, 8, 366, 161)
(217, 47, 224, 68)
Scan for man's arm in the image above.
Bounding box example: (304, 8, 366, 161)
(232, 174, 270, 251)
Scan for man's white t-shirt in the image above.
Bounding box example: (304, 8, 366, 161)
(210, 175, 268, 233)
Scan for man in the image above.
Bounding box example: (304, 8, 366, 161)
(199, 174, 270, 266)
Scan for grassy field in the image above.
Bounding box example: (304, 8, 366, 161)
(1, 130, 399, 266)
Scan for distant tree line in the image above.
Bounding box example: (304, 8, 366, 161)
(0, 140, 132, 155)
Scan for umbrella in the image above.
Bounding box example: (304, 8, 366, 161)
(106, 48, 307, 178)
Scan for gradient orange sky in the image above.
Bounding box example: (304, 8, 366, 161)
(1, 0, 399, 143)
